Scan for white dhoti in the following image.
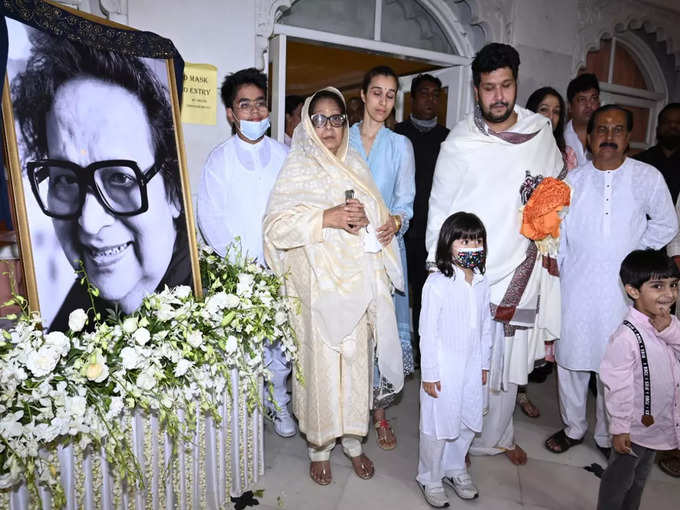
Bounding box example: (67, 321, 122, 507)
(470, 320, 519, 455)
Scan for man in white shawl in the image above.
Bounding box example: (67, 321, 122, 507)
(426, 43, 564, 465)
(263, 88, 404, 485)
(547, 105, 677, 458)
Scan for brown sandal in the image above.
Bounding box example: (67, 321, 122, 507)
(375, 419, 397, 450)
(309, 460, 332, 485)
(346, 453, 374, 480)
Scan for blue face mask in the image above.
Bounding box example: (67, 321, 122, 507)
(237, 117, 270, 141)
(455, 247, 484, 269)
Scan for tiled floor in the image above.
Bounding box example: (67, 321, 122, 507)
(253, 370, 680, 510)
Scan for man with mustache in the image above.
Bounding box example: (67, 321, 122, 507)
(564, 74, 600, 168)
(547, 105, 677, 457)
(427, 43, 564, 465)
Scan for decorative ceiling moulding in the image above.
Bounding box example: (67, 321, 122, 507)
(574, 0, 680, 75)
(99, 0, 128, 25)
(466, 0, 515, 45)
(419, 0, 475, 56)
(255, 0, 295, 70)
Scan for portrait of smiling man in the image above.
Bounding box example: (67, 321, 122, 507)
(8, 24, 193, 331)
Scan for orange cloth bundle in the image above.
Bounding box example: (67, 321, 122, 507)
(520, 177, 571, 241)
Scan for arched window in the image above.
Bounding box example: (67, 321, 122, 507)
(581, 33, 668, 151)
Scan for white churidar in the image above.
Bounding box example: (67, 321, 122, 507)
(417, 426, 475, 489)
(419, 269, 492, 440)
(557, 158, 678, 372)
(197, 135, 288, 261)
(557, 365, 610, 446)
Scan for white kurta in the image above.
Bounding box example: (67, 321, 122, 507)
(557, 158, 678, 371)
(419, 269, 493, 440)
(197, 135, 289, 261)
(564, 120, 589, 168)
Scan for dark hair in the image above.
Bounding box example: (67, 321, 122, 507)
(620, 249, 679, 290)
(285, 95, 304, 115)
(361, 65, 399, 93)
(659, 102, 680, 123)
(411, 74, 442, 97)
(435, 212, 487, 278)
(309, 89, 347, 116)
(566, 73, 600, 103)
(11, 29, 181, 207)
(526, 87, 567, 152)
(471, 43, 520, 87)
(220, 67, 267, 109)
(587, 104, 633, 134)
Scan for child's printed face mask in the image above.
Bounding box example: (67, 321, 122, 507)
(455, 247, 484, 269)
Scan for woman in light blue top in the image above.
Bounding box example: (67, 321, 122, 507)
(349, 65, 416, 450)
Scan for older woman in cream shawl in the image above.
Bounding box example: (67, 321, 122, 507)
(264, 88, 404, 485)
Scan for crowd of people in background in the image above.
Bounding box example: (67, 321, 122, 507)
(197, 41, 680, 510)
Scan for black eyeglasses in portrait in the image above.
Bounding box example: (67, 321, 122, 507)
(26, 159, 162, 220)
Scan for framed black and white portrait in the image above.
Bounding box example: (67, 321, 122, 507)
(1, 4, 201, 331)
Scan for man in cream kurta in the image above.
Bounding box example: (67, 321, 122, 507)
(426, 43, 563, 464)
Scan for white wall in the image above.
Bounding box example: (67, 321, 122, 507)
(127, 0, 258, 198)
(511, 0, 579, 106)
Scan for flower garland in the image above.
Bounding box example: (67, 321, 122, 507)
(0, 243, 299, 508)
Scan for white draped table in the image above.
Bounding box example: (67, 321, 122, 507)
(2, 371, 263, 510)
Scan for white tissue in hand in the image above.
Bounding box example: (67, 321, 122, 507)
(362, 224, 383, 253)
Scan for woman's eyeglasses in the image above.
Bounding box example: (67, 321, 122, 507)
(310, 113, 346, 128)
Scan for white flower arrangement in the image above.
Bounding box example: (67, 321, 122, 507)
(0, 243, 299, 508)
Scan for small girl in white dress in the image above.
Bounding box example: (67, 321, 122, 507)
(416, 212, 493, 508)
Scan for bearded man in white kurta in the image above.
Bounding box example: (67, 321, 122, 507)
(547, 105, 677, 456)
(426, 43, 563, 465)
(197, 68, 295, 438)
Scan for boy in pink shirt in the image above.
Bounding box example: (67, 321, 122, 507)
(598, 249, 680, 510)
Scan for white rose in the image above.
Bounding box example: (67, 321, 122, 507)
(187, 330, 203, 348)
(157, 304, 175, 321)
(136, 371, 156, 391)
(122, 317, 138, 334)
(44, 331, 70, 357)
(67, 395, 87, 418)
(174, 285, 192, 299)
(174, 358, 192, 377)
(274, 311, 287, 326)
(26, 345, 60, 377)
(132, 328, 151, 346)
(84, 350, 109, 383)
(224, 335, 238, 354)
(120, 346, 143, 370)
(236, 273, 255, 296)
(224, 294, 240, 308)
(67, 309, 88, 332)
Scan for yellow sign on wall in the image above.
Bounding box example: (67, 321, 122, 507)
(181, 63, 218, 125)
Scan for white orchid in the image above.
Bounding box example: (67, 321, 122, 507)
(187, 330, 203, 349)
(132, 327, 151, 346)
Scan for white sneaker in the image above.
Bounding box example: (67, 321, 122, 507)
(271, 408, 297, 438)
(416, 481, 450, 508)
(443, 472, 479, 500)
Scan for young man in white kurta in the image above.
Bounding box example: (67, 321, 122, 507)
(197, 68, 294, 437)
(427, 44, 563, 464)
(417, 269, 492, 492)
(555, 105, 677, 452)
(563, 74, 600, 168)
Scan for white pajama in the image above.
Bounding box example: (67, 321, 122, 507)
(417, 425, 475, 489)
(307, 435, 362, 461)
(264, 341, 291, 410)
(557, 365, 610, 447)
